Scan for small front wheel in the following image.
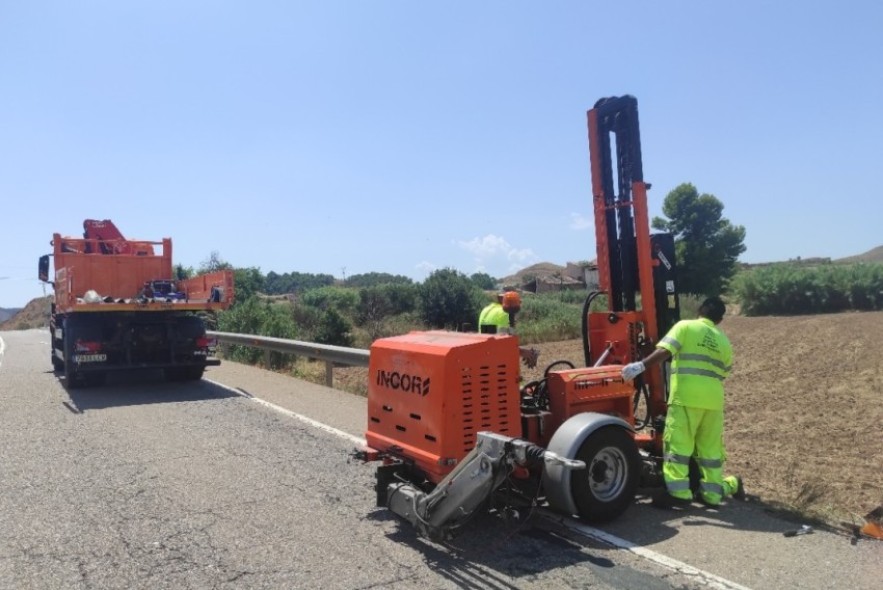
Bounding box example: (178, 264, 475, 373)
(570, 426, 639, 522)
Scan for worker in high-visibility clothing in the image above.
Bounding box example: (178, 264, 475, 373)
(621, 296, 744, 508)
(478, 290, 539, 368)
(478, 295, 510, 333)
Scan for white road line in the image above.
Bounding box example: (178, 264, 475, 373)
(552, 516, 753, 590)
(206, 379, 366, 447)
(208, 377, 751, 590)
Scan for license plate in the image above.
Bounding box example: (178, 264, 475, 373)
(75, 354, 107, 363)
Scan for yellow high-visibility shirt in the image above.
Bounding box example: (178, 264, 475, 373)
(478, 302, 509, 332)
(657, 317, 733, 410)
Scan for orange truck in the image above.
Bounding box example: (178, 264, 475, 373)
(38, 220, 235, 387)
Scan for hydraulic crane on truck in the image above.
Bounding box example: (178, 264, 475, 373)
(356, 95, 681, 540)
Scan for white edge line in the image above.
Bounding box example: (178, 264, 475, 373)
(206, 377, 751, 590)
(206, 378, 366, 447)
(555, 516, 754, 590)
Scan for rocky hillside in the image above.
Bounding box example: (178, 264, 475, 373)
(0, 296, 51, 331)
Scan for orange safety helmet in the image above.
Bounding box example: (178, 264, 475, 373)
(500, 290, 522, 314)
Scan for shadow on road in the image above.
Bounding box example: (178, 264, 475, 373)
(366, 507, 643, 590)
(61, 370, 239, 412)
(597, 488, 841, 544)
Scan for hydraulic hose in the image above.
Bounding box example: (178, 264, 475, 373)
(581, 291, 604, 366)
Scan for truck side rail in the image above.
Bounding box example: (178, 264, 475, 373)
(207, 331, 369, 388)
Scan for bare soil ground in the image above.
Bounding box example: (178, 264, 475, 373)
(336, 311, 883, 530)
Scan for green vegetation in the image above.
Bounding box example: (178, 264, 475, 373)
(731, 262, 883, 316)
(416, 268, 485, 330)
(652, 183, 746, 296)
(204, 246, 883, 382)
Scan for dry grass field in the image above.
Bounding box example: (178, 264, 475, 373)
(520, 311, 883, 530)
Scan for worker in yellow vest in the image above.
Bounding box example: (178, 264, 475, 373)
(478, 290, 539, 368)
(622, 296, 744, 508)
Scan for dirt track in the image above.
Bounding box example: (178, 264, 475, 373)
(525, 311, 883, 528)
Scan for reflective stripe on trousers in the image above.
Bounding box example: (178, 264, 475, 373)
(662, 405, 730, 504)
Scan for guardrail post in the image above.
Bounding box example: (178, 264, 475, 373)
(264, 349, 271, 368)
(325, 362, 334, 387)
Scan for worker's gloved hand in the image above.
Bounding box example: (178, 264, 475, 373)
(520, 347, 539, 369)
(621, 361, 646, 381)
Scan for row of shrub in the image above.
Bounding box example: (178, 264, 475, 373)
(730, 262, 883, 316)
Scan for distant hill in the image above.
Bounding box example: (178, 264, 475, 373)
(500, 262, 568, 287)
(835, 245, 883, 264)
(0, 307, 22, 323)
(0, 296, 51, 331)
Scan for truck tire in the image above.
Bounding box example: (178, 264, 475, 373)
(63, 319, 83, 388)
(62, 317, 106, 388)
(51, 350, 64, 371)
(569, 426, 640, 522)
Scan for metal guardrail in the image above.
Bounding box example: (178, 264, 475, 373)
(207, 331, 370, 388)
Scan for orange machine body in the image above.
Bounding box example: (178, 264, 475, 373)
(546, 366, 634, 433)
(366, 331, 522, 483)
(366, 330, 641, 483)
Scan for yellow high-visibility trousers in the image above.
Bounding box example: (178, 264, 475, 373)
(662, 405, 739, 505)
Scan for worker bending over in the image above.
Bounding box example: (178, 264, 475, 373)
(478, 290, 539, 368)
(622, 296, 744, 508)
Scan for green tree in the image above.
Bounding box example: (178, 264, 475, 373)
(174, 264, 194, 280)
(233, 267, 266, 302)
(417, 268, 484, 329)
(301, 286, 358, 312)
(199, 250, 232, 272)
(470, 272, 497, 290)
(315, 308, 354, 347)
(652, 183, 746, 295)
(346, 272, 413, 288)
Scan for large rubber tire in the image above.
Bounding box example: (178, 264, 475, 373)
(570, 426, 640, 522)
(51, 351, 64, 372)
(62, 317, 106, 388)
(63, 318, 83, 388)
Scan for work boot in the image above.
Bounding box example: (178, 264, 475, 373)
(651, 490, 693, 509)
(733, 476, 746, 501)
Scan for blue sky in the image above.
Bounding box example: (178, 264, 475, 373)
(2, 2, 881, 308)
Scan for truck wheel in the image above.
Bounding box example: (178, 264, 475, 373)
(63, 320, 82, 387)
(570, 426, 640, 522)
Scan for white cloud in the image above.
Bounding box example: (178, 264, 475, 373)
(569, 213, 593, 230)
(456, 234, 539, 277)
(457, 234, 512, 257)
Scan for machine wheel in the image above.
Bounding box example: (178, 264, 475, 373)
(570, 426, 640, 522)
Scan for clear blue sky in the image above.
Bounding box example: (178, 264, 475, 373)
(2, 2, 881, 308)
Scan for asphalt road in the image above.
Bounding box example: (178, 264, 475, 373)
(0, 329, 880, 590)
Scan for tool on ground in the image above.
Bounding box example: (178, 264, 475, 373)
(783, 525, 813, 537)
